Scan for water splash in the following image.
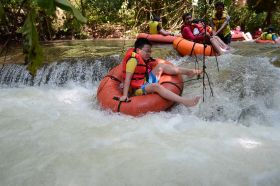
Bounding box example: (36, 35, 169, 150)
(0, 56, 120, 87)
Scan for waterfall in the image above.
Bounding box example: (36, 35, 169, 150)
(0, 56, 120, 87)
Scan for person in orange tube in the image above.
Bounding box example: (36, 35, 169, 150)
(231, 26, 253, 41)
(253, 28, 262, 39)
(149, 15, 174, 36)
(119, 38, 202, 107)
(181, 12, 229, 55)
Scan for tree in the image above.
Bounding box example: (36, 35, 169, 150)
(1, 0, 87, 76)
(247, 0, 280, 26)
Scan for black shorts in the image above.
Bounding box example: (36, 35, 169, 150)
(218, 33, 232, 44)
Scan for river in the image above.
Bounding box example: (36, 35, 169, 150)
(0, 40, 280, 186)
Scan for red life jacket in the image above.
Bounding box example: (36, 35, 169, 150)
(122, 48, 147, 89)
(254, 30, 262, 39)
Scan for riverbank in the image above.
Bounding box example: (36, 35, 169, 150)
(0, 39, 137, 65)
(1, 39, 280, 67)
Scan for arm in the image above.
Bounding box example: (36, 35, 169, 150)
(119, 72, 133, 101)
(182, 26, 196, 41)
(215, 15, 230, 36)
(159, 29, 173, 36)
(158, 22, 173, 36)
(254, 35, 262, 41)
(119, 58, 137, 101)
(209, 18, 216, 35)
(185, 69, 203, 78)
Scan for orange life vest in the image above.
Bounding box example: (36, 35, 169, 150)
(122, 48, 147, 89)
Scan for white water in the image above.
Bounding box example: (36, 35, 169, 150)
(1, 46, 280, 186)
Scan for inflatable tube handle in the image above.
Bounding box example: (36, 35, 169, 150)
(113, 96, 131, 103)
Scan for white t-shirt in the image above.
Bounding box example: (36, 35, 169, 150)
(193, 28, 200, 35)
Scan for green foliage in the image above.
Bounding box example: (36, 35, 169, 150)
(246, 0, 280, 27)
(247, 0, 279, 13)
(229, 5, 266, 32)
(85, 0, 123, 24)
(18, 10, 43, 76)
(2, 0, 280, 76)
(0, 2, 4, 21)
(37, 0, 87, 23)
(118, 0, 135, 27)
(55, 0, 87, 23)
(15, 0, 87, 75)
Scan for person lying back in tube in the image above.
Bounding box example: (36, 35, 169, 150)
(148, 15, 174, 36)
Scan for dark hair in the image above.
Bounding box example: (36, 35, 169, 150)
(192, 19, 201, 24)
(182, 13, 192, 21)
(215, 1, 224, 8)
(268, 25, 274, 32)
(134, 38, 152, 50)
(152, 15, 161, 22)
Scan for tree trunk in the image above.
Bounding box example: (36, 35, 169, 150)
(265, 10, 272, 26)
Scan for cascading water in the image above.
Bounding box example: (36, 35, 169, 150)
(0, 41, 280, 186)
(0, 56, 120, 87)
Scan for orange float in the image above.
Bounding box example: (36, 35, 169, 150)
(173, 37, 217, 56)
(97, 59, 184, 116)
(231, 32, 245, 41)
(255, 39, 276, 44)
(137, 33, 177, 43)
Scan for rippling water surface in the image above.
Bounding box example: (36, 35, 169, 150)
(0, 40, 280, 186)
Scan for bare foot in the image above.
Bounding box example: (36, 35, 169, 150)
(221, 48, 230, 54)
(225, 46, 230, 50)
(182, 96, 201, 107)
(187, 69, 203, 78)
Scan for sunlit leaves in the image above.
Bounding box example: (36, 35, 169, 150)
(55, 0, 87, 23)
(37, 0, 87, 23)
(17, 0, 87, 75)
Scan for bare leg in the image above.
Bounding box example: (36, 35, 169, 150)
(151, 63, 202, 79)
(241, 32, 250, 41)
(145, 83, 200, 107)
(245, 32, 253, 40)
(214, 36, 229, 49)
(210, 36, 230, 55)
(210, 37, 224, 55)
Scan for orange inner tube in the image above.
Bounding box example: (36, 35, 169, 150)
(255, 39, 276, 44)
(231, 33, 245, 41)
(137, 33, 177, 43)
(97, 59, 184, 116)
(173, 37, 217, 56)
